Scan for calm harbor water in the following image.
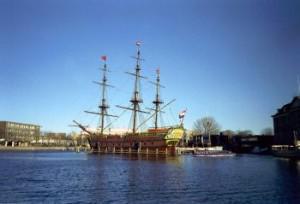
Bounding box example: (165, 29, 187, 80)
(0, 152, 299, 204)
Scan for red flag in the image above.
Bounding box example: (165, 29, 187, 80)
(101, 56, 107, 61)
(156, 68, 160, 74)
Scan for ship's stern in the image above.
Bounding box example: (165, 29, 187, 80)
(164, 127, 185, 146)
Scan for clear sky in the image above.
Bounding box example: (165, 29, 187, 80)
(1, 0, 300, 134)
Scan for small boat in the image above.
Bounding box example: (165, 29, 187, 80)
(272, 145, 300, 159)
(251, 146, 270, 154)
(272, 132, 300, 159)
(193, 146, 235, 157)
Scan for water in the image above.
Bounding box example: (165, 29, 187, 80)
(0, 152, 299, 204)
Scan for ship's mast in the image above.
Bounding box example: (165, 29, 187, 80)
(132, 43, 142, 133)
(99, 59, 108, 135)
(152, 68, 164, 130)
(85, 56, 117, 136)
(116, 42, 149, 134)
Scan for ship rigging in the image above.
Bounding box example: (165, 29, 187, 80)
(73, 42, 186, 155)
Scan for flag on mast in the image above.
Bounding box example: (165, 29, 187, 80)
(179, 109, 186, 119)
(136, 41, 141, 46)
(101, 55, 107, 61)
(156, 68, 160, 75)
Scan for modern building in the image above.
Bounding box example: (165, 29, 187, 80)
(189, 134, 273, 153)
(231, 135, 273, 153)
(190, 134, 231, 148)
(0, 121, 40, 146)
(272, 96, 300, 145)
(41, 132, 70, 146)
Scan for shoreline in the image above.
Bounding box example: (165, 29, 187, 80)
(0, 146, 77, 152)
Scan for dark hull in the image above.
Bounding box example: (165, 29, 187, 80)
(272, 145, 300, 159)
(272, 150, 300, 159)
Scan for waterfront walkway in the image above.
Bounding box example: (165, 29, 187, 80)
(0, 146, 85, 152)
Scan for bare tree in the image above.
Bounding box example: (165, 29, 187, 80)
(193, 117, 220, 147)
(261, 127, 273, 135)
(222, 129, 235, 136)
(193, 117, 221, 135)
(236, 130, 253, 136)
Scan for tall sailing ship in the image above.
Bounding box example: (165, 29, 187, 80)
(74, 42, 185, 155)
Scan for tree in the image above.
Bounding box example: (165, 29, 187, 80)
(193, 117, 221, 147)
(193, 117, 221, 135)
(261, 127, 274, 135)
(236, 130, 253, 136)
(222, 129, 235, 136)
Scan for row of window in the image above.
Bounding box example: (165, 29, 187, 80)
(7, 129, 37, 135)
(7, 123, 38, 130)
(6, 133, 37, 137)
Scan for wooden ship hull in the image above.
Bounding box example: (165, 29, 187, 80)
(88, 127, 185, 155)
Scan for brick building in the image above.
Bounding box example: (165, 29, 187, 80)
(272, 96, 300, 145)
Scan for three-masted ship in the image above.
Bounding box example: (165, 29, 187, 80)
(74, 42, 185, 155)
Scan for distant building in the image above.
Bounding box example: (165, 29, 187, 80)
(190, 134, 231, 148)
(0, 121, 40, 146)
(272, 96, 300, 145)
(189, 133, 273, 153)
(231, 135, 273, 153)
(41, 132, 71, 146)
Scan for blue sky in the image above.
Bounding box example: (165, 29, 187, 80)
(1, 0, 300, 133)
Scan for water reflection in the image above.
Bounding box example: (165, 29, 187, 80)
(275, 157, 300, 176)
(87, 154, 185, 203)
(273, 158, 300, 202)
(1, 152, 300, 203)
(0, 151, 88, 161)
(119, 154, 183, 165)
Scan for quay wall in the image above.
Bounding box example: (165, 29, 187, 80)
(0, 146, 80, 152)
